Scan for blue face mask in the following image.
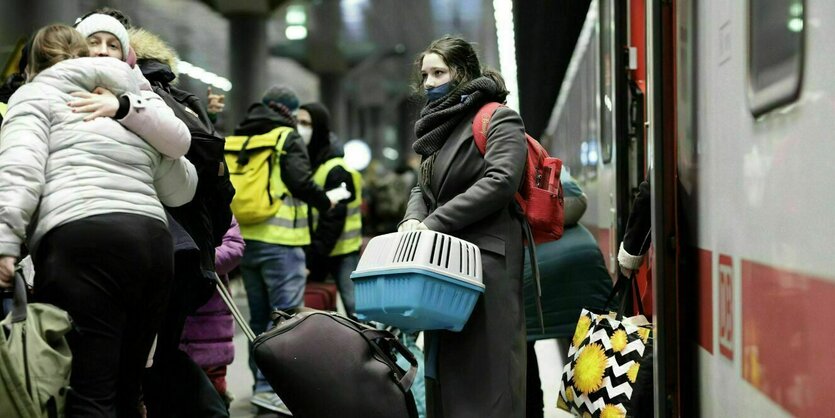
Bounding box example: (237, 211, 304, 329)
(426, 82, 452, 102)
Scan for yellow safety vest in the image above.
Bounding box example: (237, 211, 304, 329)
(226, 127, 311, 246)
(312, 158, 363, 256)
(0, 102, 7, 119)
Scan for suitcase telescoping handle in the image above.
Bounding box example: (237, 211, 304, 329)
(212, 272, 257, 342)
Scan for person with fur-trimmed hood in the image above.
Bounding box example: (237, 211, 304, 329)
(72, 13, 191, 159)
(128, 26, 233, 418)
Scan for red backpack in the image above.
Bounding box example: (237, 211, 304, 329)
(472, 102, 565, 243)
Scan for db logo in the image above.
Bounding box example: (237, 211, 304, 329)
(718, 254, 734, 360)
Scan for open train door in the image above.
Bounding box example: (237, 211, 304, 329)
(646, 0, 685, 416)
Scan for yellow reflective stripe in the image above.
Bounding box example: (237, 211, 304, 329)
(311, 206, 360, 224)
(282, 197, 306, 207)
(337, 166, 363, 255)
(238, 193, 311, 246)
(239, 223, 310, 246)
(264, 216, 308, 229)
(0, 102, 7, 118)
(339, 229, 361, 240)
(330, 231, 362, 255)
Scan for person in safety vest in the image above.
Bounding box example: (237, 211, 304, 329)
(231, 85, 347, 414)
(299, 102, 362, 318)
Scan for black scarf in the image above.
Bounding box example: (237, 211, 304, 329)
(413, 77, 504, 191)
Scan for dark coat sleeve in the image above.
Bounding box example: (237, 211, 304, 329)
(309, 166, 354, 258)
(622, 179, 652, 256)
(402, 185, 429, 225)
(422, 107, 527, 233)
(279, 131, 331, 212)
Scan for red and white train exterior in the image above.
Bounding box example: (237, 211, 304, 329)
(543, 0, 833, 416)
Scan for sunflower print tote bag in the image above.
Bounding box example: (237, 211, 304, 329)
(557, 277, 654, 418)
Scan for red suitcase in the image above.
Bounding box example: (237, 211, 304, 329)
(304, 282, 338, 311)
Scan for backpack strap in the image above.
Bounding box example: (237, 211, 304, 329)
(522, 218, 546, 333)
(471, 102, 503, 155)
(471, 102, 545, 332)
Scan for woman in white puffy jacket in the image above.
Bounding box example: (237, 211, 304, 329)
(0, 24, 197, 418)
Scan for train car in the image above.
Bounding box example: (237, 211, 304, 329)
(543, 0, 833, 416)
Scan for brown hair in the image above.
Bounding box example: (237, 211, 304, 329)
(28, 24, 90, 78)
(412, 35, 508, 97)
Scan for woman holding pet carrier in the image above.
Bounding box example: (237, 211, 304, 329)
(399, 35, 528, 418)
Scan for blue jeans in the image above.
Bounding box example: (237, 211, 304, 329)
(241, 240, 306, 393)
(332, 253, 359, 316)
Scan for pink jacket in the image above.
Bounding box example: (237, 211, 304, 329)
(179, 217, 244, 368)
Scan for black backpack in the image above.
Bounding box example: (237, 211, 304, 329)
(152, 82, 235, 277)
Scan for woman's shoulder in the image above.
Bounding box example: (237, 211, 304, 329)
(477, 104, 524, 140)
(467, 102, 523, 128)
(6, 82, 56, 108)
(490, 105, 523, 124)
(35, 57, 140, 96)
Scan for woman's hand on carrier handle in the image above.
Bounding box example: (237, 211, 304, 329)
(0, 256, 15, 288)
(398, 219, 430, 232)
(398, 219, 420, 232)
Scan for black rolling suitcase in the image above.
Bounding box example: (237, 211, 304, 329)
(213, 274, 419, 418)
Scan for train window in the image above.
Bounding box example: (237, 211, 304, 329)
(748, 0, 804, 116)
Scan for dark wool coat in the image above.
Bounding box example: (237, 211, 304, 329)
(404, 106, 528, 418)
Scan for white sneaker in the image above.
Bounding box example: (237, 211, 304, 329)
(251, 392, 293, 415)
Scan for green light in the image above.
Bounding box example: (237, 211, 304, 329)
(788, 18, 804, 32)
(789, 2, 803, 17)
(286, 5, 306, 25)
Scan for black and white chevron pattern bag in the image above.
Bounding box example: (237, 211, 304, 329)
(557, 276, 654, 418)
